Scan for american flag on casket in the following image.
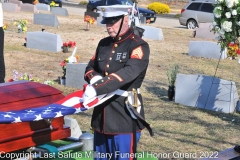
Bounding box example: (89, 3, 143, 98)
(0, 86, 115, 124)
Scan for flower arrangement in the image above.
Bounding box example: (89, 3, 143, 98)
(84, 15, 96, 31)
(8, 70, 40, 82)
(211, 0, 240, 57)
(14, 19, 28, 33)
(50, 1, 56, 7)
(3, 22, 8, 32)
(228, 42, 240, 57)
(167, 64, 179, 87)
(33, 0, 39, 5)
(60, 55, 79, 79)
(84, 15, 96, 25)
(63, 41, 76, 48)
(62, 41, 76, 53)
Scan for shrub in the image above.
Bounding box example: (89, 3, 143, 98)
(148, 2, 170, 14)
(79, 1, 88, 5)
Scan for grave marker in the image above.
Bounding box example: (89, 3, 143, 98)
(21, 3, 37, 12)
(195, 23, 217, 40)
(51, 7, 69, 16)
(2, 3, 20, 12)
(34, 13, 59, 27)
(26, 31, 63, 52)
(175, 74, 239, 113)
(66, 63, 88, 89)
(35, 3, 50, 11)
(189, 41, 227, 59)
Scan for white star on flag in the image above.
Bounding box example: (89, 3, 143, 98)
(34, 114, 43, 121)
(55, 111, 63, 118)
(12, 117, 22, 123)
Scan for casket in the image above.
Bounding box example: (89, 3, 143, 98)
(0, 81, 71, 153)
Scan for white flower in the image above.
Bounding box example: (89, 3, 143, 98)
(218, 28, 225, 35)
(225, 12, 231, 18)
(214, 12, 221, 18)
(232, 10, 237, 15)
(216, 0, 224, 3)
(214, 26, 220, 31)
(226, 0, 234, 8)
(222, 21, 232, 32)
(216, 6, 222, 10)
(233, 0, 239, 5)
(212, 21, 217, 26)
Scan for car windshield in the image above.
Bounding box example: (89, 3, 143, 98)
(116, 0, 133, 5)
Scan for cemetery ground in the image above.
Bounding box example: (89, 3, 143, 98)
(3, 6, 240, 159)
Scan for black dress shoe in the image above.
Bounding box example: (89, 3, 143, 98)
(234, 145, 240, 153)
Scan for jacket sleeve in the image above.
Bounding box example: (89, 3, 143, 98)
(93, 40, 150, 95)
(84, 41, 103, 84)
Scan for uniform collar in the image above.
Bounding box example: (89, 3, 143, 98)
(112, 28, 132, 42)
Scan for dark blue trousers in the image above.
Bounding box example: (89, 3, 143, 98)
(94, 131, 141, 160)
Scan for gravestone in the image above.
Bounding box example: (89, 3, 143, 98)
(96, 17, 105, 27)
(141, 26, 164, 40)
(2, 3, 20, 12)
(64, 117, 82, 139)
(84, 11, 100, 20)
(35, 3, 50, 11)
(51, 7, 69, 16)
(9, 0, 22, 7)
(34, 13, 59, 27)
(175, 74, 239, 113)
(21, 3, 37, 12)
(195, 23, 217, 40)
(189, 41, 227, 59)
(26, 31, 63, 52)
(66, 63, 88, 89)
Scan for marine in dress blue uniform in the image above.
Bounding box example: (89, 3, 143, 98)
(83, 5, 151, 160)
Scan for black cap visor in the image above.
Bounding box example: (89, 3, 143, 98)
(101, 15, 124, 24)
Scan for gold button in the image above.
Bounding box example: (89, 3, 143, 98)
(106, 64, 109, 68)
(132, 36, 134, 38)
(114, 44, 118, 47)
(120, 60, 122, 62)
(98, 58, 101, 60)
(118, 37, 121, 40)
(109, 57, 112, 60)
(112, 50, 115, 53)
(101, 80, 104, 82)
(105, 72, 108, 75)
(95, 84, 98, 86)
(108, 77, 110, 79)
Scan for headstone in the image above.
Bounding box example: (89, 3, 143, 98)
(8, 0, 22, 7)
(84, 11, 100, 21)
(66, 63, 88, 89)
(35, 3, 50, 11)
(2, 3, 20, 12)
(189, 41, 227, 59)
(21, 3, 38, 12)
(26, 31, 63, 52)
(64, 117, 82, 139)
(175, 74, 239, 113)
(51, 7, 69, 16)
(34, 13, 59, 27)
(141, 26, 164, 40)
(139, 16, 146, 24)
(97, 17, 105, 27)
(195, 23, 217, 40)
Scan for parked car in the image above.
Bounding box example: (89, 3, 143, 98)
(87, 0, 156, 23)
(39, 0, 62, 7)
(179, 0, 215, 29)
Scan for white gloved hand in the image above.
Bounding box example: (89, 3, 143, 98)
(81, 84, 97, 105)
(90, 75, 102, 84)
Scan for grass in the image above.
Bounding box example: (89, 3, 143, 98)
(3, 3, 240, 160)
